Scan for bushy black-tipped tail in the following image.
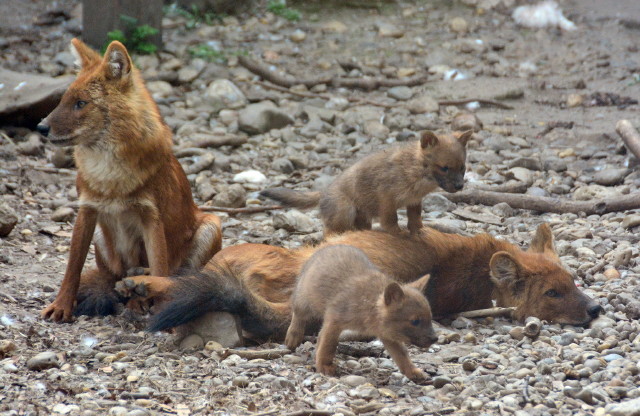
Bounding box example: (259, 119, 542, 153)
(260, 188, 321, 210)
(147, 263, 290, 339)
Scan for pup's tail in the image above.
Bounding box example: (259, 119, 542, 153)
(147, 263, 291, 340)
(260, 188, 321, 210)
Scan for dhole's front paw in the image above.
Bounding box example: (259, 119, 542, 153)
(41, 299, 74, 322)
(126, 267, 151, 277)
(406, 367, 427, 382)
(315, 362, 337, 376)
(115, 278, 149, 299)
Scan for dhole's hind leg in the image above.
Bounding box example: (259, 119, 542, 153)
(285, 312, 307, 350)
(186, 213, 222, 269)
(315, 319, 342, 376)
(75, 268, 124, 317)
(406, 203, 423, 233)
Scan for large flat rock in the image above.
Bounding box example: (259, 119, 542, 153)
(0, 68, 73, 126)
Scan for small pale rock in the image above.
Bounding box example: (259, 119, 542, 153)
(378, 23, 404, 38)
(605, 398, 640, 416)
(238, 101, 294, 135)
(272, 210, 315, 233)
(109, 406, 128, 416)
(449, 17, 469, 33)
(179, 334, 205, 350)
(604, 269, 621, 280)
(507, 167, 533, 183)
(558, 148, 576, 158)
(341, 375, 368, 387)
(363, 120, 390, 139)
(51, 206, 75, 223)
(452, 113, 483, 132)
(407, 94, 440, 114)
(205, 79, 247, 113)
(322, 20, 348, 33)
(567, 94, 584, 107)
(593, 168, 628, 186)
(434, 376, 452, 388)
(621, 214, 640, 229)
(509, 157, 542, 171)
(0, 340, 16, 356)
(27, 351, 60, 371)
(233, 375, 250, 387)
(387, 86, 413, 101)
(17, 133, 44, 156)
(509, 326, 525, 340)
(212, 184, 247, 208)
(177, 67, 200, 83)
(233, 170, 267, 184)
(176, 311, 243, 348)
(397, 67, 417, 78)
(290, 29, 306, 42)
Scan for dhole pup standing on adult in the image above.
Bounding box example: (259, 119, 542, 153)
(262, 130, 471, 234)
(285, 245, 437, 381)
(37, 39, 222, 321)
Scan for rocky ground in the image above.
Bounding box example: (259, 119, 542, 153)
(1, 0, 640, 415)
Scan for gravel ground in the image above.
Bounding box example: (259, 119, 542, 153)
(1, 0, 640, 415)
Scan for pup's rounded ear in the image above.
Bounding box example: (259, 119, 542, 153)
(420, 131, 439, 149)
(384, 282, 405, 306)
(103, 41, 133, 81)
(457, 130, 473, 146)
(70, 38, 101, 70)
(489, 251, 520, 286)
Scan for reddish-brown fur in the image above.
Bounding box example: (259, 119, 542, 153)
(38, 39, 222, 322)
(122, 224, 601, 339)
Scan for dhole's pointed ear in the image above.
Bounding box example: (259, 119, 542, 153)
(70, 38, 101, 70)
(456, 130, 473, 147)
(528, 223, 560, 261)
(490, 252, 521, 285)
(103, 41, 133, 81)
(420, 131, 439, 149)
(384, 282, 405, 306)
(407, 274, 430, 293)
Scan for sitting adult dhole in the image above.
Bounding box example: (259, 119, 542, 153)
(37, 39, 222, 321)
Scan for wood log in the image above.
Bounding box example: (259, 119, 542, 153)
(615, 119, 640, 160)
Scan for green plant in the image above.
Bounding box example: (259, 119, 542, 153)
(267, 0, 301, 22)
(189, 44, 226, 63)
(103, 15, 159, 55)
(164, 3, 222, 29)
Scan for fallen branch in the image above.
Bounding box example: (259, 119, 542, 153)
(524, 317, 541, 338)
(220, 348, 289, 360)
(199, 205, 283, 214)
(253, 80, 396, 109)
(190, 134, 248, 149)
(239, 55, 429, 91)
(337, 343, 385, 358)
(468, 180, 531, 194)
(443, 189, 640, 215)
(456, 307, 515, 319)
(615, 119, 640, 160)
(438, 98, 513, 110)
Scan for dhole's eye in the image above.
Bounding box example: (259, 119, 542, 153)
(545, 289, 562, 298)
(74, 100, 87, 110)
(439, 166, 449, 173)
(410, 319, 421, 326)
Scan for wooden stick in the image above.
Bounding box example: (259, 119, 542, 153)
(438, 98, 513, 110)
(615, 119, 640, 160)
(457, 307, 515, 319)
(239, 55, 429, 91)
(220, 348, 289, 360)
(443, 189, 640, 215)
(199, 205, 283, 214)
(190, 135, 248, 148)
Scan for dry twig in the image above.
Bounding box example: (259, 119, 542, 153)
(438, 98, 513, 110)
(457, 307, 515, 319)
(443, 189, 640, 215)
(615, 119, 640, 160)
(220, 348, 289, 360)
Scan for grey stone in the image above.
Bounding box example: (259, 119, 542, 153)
(572, 185, 621, 201)
(593, 168, 629, 186)
(452, 113, 482, 132)
(27, 351, 60, 371)
(387, 86, 413, 101)
(341, 375, 368, 387)
(509, 157, 542, 171)
(0, 203, 18, 237)
(17, 133, 44, 156)
(422, 194, 456, 212)
(175, 311, 243, 348)
(605, 398, 640, 416)
(179, 334, 205, 350)
(238, 101, 294, 135)
(272, 158, 295, 174)
(51, 206, 75, 223)
(622, 214, 640, 229)
(205, 79, 247, 113)
(406, 94, 439, 114)
(363, 120, 390, 139)
(212, 184, 246, 208)
(507, 167, 533, 183)
(299, 115, 327, 138)
(434, 376, 452, 388)
(272, 210, 315, 233)
(543, 157, 568, 172)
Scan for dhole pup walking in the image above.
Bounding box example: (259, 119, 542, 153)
(262, 130, 471, 234)
(37, 39, 222, 321)
(285, 245, 437, 381)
